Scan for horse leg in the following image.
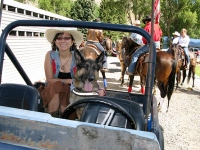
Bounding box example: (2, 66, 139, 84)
(175, 72, 180, 90)
(153, 78, 157, 95)
(157, 80, 168, 112)
(140, 75, 146, 94)
(192, 66, 195, 88)
(128, 75, 134, 93)
(119, 61, 124, 81)
(120, 64, 127, 87)
(181, 70, 186, 85)
(157, 97, 165, 112)
(101, 71, 107, 89)
(187, 65, 195, 88)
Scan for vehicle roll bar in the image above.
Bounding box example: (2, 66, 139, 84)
(0, 20, 156, 129)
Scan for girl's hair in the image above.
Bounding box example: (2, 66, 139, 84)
(181, 28, 187, 34)
(51, 32, 77, 51)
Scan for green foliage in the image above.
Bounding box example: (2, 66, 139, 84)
(38, 0, 72, 17)
(99, 0, 128, 41)
(70, 0, 97, 38)
(130, 0, 151, 20)
(196, 64, 200, 77)
(160, 0, 198, 39)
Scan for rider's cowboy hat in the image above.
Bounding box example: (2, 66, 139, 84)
(172, 31, 180, 37)
(135, 20, 141, 25)
(142, 16, 152, 24)
(93, 18, 101, 23)
(45, 28, 83, 47)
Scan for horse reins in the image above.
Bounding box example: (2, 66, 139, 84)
(125, 46, 140, 61)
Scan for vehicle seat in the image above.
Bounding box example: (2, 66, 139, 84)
(0, 83, 41, 111)
(80, 97, 145, 130)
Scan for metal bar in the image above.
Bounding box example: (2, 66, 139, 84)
(0, 20, 156, 121)
(144, 0, 156, 131)
(5, 43, 33, 86)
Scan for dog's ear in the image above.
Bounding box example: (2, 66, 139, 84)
(96, 51, 104, 68)
(74, 49, 85, 66)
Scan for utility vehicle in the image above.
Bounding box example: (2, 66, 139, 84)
(0, 20, 164, 150)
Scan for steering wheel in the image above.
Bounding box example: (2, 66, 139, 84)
(62, 98, 136, 129)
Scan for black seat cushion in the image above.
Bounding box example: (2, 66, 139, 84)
(0, 83, 40, 111)
(80, 97, 145, 130)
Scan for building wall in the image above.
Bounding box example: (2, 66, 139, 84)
(1, 0, 72, 84)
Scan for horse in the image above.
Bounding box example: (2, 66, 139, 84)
(79, 44, 107, 89)
(115, 40, 124, 81)
(79, 40, 86, 48)
(122, 36, 177, 111)
(101, 37, 113, 56)
(119, 37, 141, 93)
(170, 44, 197, 88)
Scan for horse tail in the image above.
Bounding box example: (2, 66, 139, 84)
(167, 59, 177, 109)
(187, 65, 192, 84)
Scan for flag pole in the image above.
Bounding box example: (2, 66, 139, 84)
(144, 0, 155, 131)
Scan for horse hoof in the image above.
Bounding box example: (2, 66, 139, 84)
(157, 107, 161, 112)
(119, 85, 123, 88)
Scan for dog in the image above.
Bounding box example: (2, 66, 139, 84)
(69, 49, 104, 119)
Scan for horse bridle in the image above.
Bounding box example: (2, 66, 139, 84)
(124, 46, 140, 62)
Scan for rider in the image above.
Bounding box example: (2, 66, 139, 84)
(172, 31, 180, 44)
(86, 18, 108, 72)
(167, 31, 180, 53)
(126, 16, 163, 75)
(130, 20, 144, 45)
(178, 28, 190, 68)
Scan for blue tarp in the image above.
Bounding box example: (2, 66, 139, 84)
(162, 37, 200, 49)
(189, 38, 200, 48)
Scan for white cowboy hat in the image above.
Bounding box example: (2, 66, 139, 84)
(45, 28, 83, 47)
(172, 31, 180, 37)
(135, 20, 141, 25)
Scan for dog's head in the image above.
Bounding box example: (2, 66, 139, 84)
(73, 49, 104, 92)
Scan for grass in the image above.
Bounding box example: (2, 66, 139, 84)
(196, 64, 200, 77)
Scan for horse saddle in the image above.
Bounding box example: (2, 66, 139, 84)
(134, 53, 149, 75)
(178, 46, 187, 66)
(85, 44, 101, 55)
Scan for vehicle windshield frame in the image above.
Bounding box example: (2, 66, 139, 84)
(0, 19, 156, 129)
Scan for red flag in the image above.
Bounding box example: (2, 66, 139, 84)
(154, 0, 160, 24)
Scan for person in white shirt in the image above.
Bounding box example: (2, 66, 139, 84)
(130, 20, 143, 45)
(178, 28, 190, 68)
(172, 31, 180, 44)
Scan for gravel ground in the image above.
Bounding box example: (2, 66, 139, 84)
(157, 78, 200, 150)
(100, 56, 200, 150)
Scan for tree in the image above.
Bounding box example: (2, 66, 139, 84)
(160, 0, 197, 40)
(70, 0, 97, 38)
(190, 0, 200, 38)
(38, 0, 72, 17)
(129, 0, 151, 22)
(15, 0, 39, 7)
(99, 0, 128, 41)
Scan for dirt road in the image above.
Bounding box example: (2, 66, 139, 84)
(99, 56, 200, 150)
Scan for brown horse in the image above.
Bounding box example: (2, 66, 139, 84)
(119, 37, 140, 92)
(115, 40, 125, 81)
(170, 44, 196, 88)
(79, 40, 86, 48)
(79, 44, 107, 89)
(101, 37, 113, 55)
(122, 36, 177, 111)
